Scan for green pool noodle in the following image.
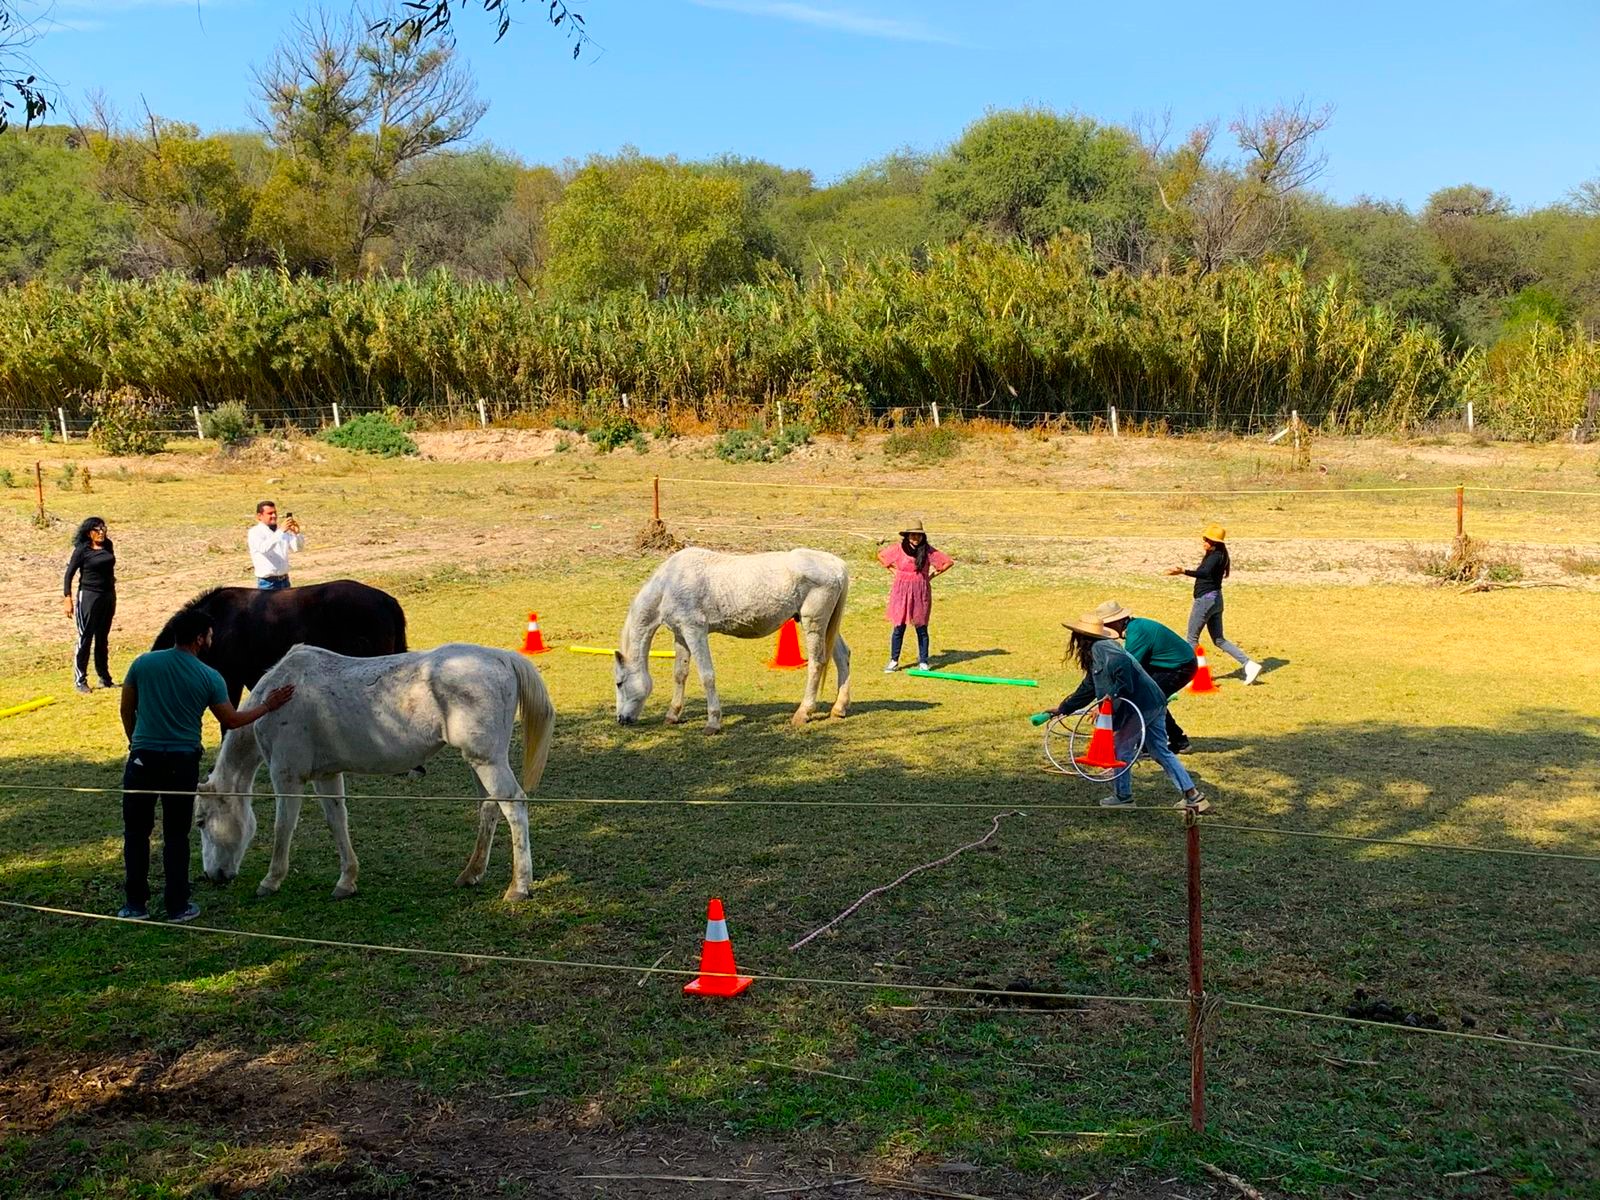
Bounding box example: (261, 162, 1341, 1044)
(1028, 711, 1053, 726)
(904, 668, 1038, 687)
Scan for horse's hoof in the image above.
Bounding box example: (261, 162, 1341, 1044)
(502, 887, 530, 902)
(332, 884, 357, 900)
(454, 871, 480, 888)
(829, 706, 848, 720)
(704, 724, 722, 735)
(664, 712, 683, 726)
(255, 882, 278, 898)
(791, 712, 811, 728)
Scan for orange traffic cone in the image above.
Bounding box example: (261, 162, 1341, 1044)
(1074, 698, 1128, 770)
(683, 897, 753, 997)
(1189, 643, 1217, 693)
(520, 611, 549, 655)
(768, 618, 808, 669)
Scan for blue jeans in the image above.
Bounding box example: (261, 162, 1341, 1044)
(256, 576, 290, 591)
(890, 624, 929, 664)
(1186, 591, 1251, 667)
(1112, 702, 1195, 801)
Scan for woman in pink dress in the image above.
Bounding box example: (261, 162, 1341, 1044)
(878, 520, 954, 672)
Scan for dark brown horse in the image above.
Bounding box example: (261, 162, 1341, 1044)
(153, 579, 408, 706)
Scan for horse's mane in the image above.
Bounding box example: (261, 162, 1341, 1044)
(151, 587, 229, 649)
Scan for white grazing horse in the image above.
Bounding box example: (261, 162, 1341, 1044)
(614, 547, 851, 732)
(196, 643, 555, 902)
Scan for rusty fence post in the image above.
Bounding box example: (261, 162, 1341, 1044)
(1186, 806, 1206, 1133)
(34, 461, 44, 524)
(1456, 485, 1464, 540)
(653, 475, 661, 523)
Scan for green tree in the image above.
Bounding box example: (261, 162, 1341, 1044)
(927, 109, 1152, 265)
(1298, 198, 1457, 332)
(88, 111, 262, 277)
(0, 125, 132, 281)
(379, 145, 522, 277)
(479, 164, 565, 288)
(547, 151, 761, 299)
(785, 150, 937, 272)
(251, 8, 486, 275)
(0, 3, 47, 132)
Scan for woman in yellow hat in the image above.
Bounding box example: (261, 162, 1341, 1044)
(1049, 613, 1207, 810)
(1167, 525, 1262, 685)
(878, 519, 953, 672)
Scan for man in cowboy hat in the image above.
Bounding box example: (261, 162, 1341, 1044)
(1053, 613, 1206, 811)
(1092, 599, 1196, 753)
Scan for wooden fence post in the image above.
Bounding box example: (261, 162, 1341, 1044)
(1466, 402, 1474, 433)
(1186, 807, 1207, 1133)
(34, 461, 44, 524)
(1109, 406, 1119, 438)
(653, 475, 661, 523)
(57, 408, 69, 442)
(477, 398, 488, 429)
(193, 406, 205, 439)
(1456, 485, 1465, 540)
(331, 403, 342, 429)
(931, 401, 941, 428)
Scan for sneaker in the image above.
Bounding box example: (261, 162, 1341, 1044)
(1171, 736, 1193, 754)
(916, 661, 931, 671)
(1176, 790, 1212, 814)
(75, 681, 92, 695)
(98, 677, 119, 688)
(116, 904, 149, 920)
(167, 902, 201, 924)
(1243, 661, 1263, 685)
(1099, 794, 1135, 808)
(883, 660, 900, 673)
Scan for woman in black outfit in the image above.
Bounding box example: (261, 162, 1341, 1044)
(1167, 523, 1262, 685)
(63, 516, 117, 694)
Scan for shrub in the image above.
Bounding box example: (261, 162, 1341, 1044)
(1410, 536, 1523, 584)
(56, 463, 76, 491)
(715, 420, 811, 463)
(1559, 552, 1600, 577)
(85, 386, 172, 456)
(791, 368, 869, 432)
(586, 413, 640, 453)
(201, 401, 262, 446)
(884, 424, 965, 463)
(320, 411, 418, 457)
(630, 431, 650, 454)
(0, 467, 14, 487)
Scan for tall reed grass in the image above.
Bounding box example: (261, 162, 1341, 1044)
(0, 237, 1577, 437)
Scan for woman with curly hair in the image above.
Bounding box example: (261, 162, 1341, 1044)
(63, 516, 118, 694)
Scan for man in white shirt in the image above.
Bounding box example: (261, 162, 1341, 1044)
(248, 500, 304, 590)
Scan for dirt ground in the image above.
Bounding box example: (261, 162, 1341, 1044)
(0, 1039, 1221, 1200)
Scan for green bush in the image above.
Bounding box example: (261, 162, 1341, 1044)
(629, 431, 650, 454)
(715, 420, 811, 463)
(56, 463, 77, 491)
(0, 467, 14, 487)
(320, 411, 418, 457)
(201, 401, 262, 445)
(791, 368, 869, 432)
(884, 424, 965, 463)
(85, 385, 171, 456)
(586, 413, 640, 453)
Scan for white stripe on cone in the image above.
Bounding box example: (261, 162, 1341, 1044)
(705, 918, 729, 941)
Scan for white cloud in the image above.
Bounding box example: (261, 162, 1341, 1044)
(688, 0, 959, 45)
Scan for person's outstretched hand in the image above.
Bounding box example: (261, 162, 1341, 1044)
(1165, 567, 1185, 576)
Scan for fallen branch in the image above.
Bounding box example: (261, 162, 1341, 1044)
(1200, 1161, 1269, 1200)
(763, 1179, 867, 1196)
(1443, 1166, 1496, 1179)
(749, 1058, 866, 1083)
(574, 1174, 768, 1184)
(868, 1179, 995, 1200)
(1459, 578, 1577, 594)
(1317, 1054, 1377, 1069)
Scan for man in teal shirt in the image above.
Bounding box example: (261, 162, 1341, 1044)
(118, 608, 294, 922)
(1095, 600, 1196, 753)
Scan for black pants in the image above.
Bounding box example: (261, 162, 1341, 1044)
(74, 587, 116, 687)
(123, 748, 201, 915)
(1146, 661, 1197, 743)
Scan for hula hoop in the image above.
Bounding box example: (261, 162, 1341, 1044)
(1042, 698, 1145, 783)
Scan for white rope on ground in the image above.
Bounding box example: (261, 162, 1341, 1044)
(790, 811, 1024, 950)
(4, 899, 1596, 1060)
(1221, 997, 1600, 1059)
(0, 899, 1181, 1008)
(5, 782, 1598, 863)
(658, 475, 1463, 498)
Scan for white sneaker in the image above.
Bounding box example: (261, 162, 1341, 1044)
(1243, 661, 1263, 685)
(883, 660, 900, 673)
(916, 661, 931, 671)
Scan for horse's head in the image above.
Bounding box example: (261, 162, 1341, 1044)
(613, 649, 652, 725)
(195, 770, 257, 885)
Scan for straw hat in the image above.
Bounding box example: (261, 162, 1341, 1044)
(899, 519, 926, 536)
(1202, 524, 1227, 543)
(1092, 599, 1133, 627)
(1061, 613, 1118, 639)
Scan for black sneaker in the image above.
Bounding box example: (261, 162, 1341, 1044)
(98, 677, 119, 688)
(75, 681, 92, 695)
(167, 902, 201, 924)
(116, 904, 149, 920)
(1171, 737, 1193, 754)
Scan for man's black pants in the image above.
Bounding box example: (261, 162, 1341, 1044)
(123, 748, 201, 915)
(1146, 661, 1197, 743)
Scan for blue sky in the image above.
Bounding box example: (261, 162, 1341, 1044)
(22, 0, 1600, 208)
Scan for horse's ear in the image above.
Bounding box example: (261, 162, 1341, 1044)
(613, 650, 624, 665)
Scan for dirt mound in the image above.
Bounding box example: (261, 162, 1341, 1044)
(633, 518, 683, 554)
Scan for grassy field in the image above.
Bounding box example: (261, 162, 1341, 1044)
(1, 428, 1598, 1198)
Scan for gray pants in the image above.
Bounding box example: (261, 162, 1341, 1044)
(1186, 591, 1251, 667)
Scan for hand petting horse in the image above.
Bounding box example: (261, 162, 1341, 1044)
(196, 643, 555, 902)
(614, 547, 851, 733)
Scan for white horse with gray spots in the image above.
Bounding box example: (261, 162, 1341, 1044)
(614, 547, 851, 732)
(196, 643, 555, 902)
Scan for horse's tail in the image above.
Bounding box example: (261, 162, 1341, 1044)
(391, 597, 409, 654)
(510, 652, 555, 795)
(818, 569, 849, 692)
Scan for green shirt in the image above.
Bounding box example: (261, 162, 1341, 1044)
(125, 648, 228, 751)
(1121, 617, 1195, 672)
